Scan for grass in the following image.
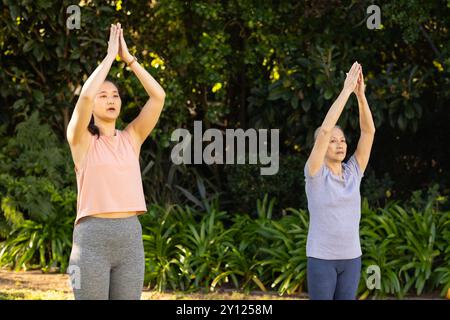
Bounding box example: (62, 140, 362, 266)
(0, 269, 445, 300)
(0, 288, 304, 300)
(0, 289, 73, 300)
(0, 268, 304, 300)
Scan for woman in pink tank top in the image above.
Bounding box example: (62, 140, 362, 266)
(66, 23, 165, 300)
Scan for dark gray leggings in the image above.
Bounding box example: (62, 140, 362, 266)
(307, 256, 361, 300)
(67, 215, 145, 300)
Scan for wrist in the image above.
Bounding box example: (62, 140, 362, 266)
(105, 53, 116, 63)
(123, 54, 134, 64)
(125, 55, 138, 68)
(356, 92, 366, 100)
(342, 87, 353, 97)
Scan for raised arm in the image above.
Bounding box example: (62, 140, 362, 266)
(353, 67, 375, 173)
(118, 25, 166, 147)
(307, 62, 361, 176)
(66, 24, 120, 146)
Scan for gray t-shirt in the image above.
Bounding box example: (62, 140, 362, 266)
(304, 154, 364, 260)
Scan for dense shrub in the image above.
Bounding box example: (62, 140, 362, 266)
(138, 190, 449, 299)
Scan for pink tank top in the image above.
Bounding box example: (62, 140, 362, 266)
(74, 129, 147, 225)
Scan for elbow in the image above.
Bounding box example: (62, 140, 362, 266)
(318, 127, 332, 136)
(314, 127, 331, 141)
(362, 127, 376, 135)
(155, 89, 166, 102)
(78, 94, 94, 103)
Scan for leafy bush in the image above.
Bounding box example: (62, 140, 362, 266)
(1, 115, 447, 299)
(224, 154, 308, 217)
(0, 216, 73, 272)
(140, 188, 449, 299)
(0, 111, 76, 272)
(359, 186, 450, 299)
(258, 206, 309, 295)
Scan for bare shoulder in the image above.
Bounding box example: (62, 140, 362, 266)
(68, 130, 93, 171)
(123, 125, 142, 157)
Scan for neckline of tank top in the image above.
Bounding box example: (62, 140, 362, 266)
(99, 129, 119, 138)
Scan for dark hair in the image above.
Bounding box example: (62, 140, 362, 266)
(104, 78, 118, 88)
(87, 78, 119, 140)
(88, 114, 100, 139)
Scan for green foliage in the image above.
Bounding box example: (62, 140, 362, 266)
(225, 154, 396, 216)
(359, 186, 450, 299)
(360, 170, 394, 207)
(0, 0, 448, 299)
(0, 111, 76, 272)
(210, 213, 267, 293)
(141, 204, 183, 291)
(258, 207, 309, 295)
(224, 154, 308, 217)
(142, 200, 234, 292)
(139, 189, 450, 299)
(1, 0, 449, 200)
(0, 216, 73, 272)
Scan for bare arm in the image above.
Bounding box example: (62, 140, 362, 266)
(119, 26, 166, 146)
(66, 24, 120, 146)
(125, 60, 166, 146)
(307, 62, 361, 176)
(354, 69, 375, 173)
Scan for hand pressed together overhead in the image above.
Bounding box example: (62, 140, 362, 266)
(107, 22, 134, 65)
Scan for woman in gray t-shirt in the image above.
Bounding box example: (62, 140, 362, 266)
(304, 62, 375, 300)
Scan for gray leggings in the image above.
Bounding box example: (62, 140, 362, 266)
(307, 256, 361, 300)
(67, 215, 145, 300)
